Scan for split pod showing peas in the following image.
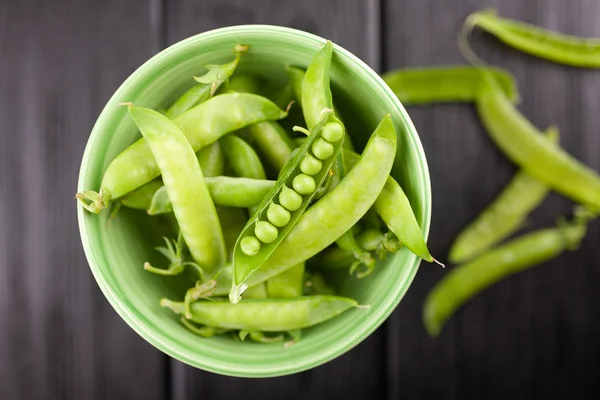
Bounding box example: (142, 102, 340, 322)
(230, 112, 345, 303)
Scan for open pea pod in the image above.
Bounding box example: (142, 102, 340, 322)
(230, 112, 345, 303)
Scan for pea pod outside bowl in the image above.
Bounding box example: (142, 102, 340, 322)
(76, 25, 431, 378)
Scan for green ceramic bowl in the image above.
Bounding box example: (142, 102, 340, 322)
(77, 25, 431, 378)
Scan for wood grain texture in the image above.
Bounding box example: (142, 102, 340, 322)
(0, 1, 166, 399)
(1, 0, 600, 398)
(163, 1, 384, 398)
(384, 0, 600, 399)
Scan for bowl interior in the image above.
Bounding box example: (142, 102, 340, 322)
(77, 25, 431, 377)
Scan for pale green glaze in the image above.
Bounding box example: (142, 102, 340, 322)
(77, 25, 431, 378)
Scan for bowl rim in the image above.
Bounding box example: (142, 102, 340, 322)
(77, 23, 431, 378)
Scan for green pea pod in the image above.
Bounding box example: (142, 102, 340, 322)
(243, 114, 397, 289)
(230, 114, 345, 303)
(381, 66, 520, 105)
(161, 295, 358, 331)
(145, 177, 274, 215)
(330, 152, 377, 278)
(287, 66, 305, 108)
(120, 179, 164, 210)
(464, 9, 600, 68)
(220, 135, 266, 181)
(196, 141, 226, 177)
(247, 122, 295, 171)
(76, 93, 287, 213)
(449, 126, 559, 264)
(266, 262, 305, 298)
(342, 149, 436, 264)
(477, 73, 600, 211)
(423, 209, 592, 337)
(302, 41, 334, 129)
(127, 105, 226, 272)
(164, 44, 248, 119)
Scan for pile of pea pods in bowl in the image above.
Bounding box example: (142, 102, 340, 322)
(76, 25, 432, 377)
(77, 41, 435, 344)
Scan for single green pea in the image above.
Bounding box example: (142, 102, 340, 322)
(279, 186, 303, 211)
(267, 204, 291, 227)
(312, 139, 334, 160)
(292, 174, 316, 195)
(322, 122, 344, 142)
(240, 236, 261, 256)
(300, 155, 322, 175)
(255, 221, 279, 243)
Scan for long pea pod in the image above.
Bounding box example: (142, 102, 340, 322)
(449, 126, 560, 264)
(289, 64, 355, 151)
(247, 122, 295, 171)
(423, 210, 592, 337)
(135, 177, 275, 215)
(76, 93, 287, 213)
(164, 45, 248, 119)
(230, 114, 345, 303)
(382, 66, 520, 105)
(329, 152, 377, 277)
(196, 141, 226, 177)
(242, 115, 397, 289)
(476, 73, 600, 211)
(127, 105, 226, 272)
(464, 9, 600, 68)
(220, 135, 267, 182)
(161, 296, 358, 331)
(301, 39, 371, 274)
(302, 41, 336, 129)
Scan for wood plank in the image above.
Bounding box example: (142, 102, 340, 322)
(0, 1, 167, 399)
(384, 0, 600, 399)
(164, 0, 384, 397)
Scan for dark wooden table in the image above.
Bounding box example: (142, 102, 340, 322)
(1, 1, 599, 399)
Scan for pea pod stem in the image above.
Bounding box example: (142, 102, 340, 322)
(164, 45, 247, 119)
(449, 126, 559, 264)
(423, 210, 592, 337)
(477, 73, 600, 211)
